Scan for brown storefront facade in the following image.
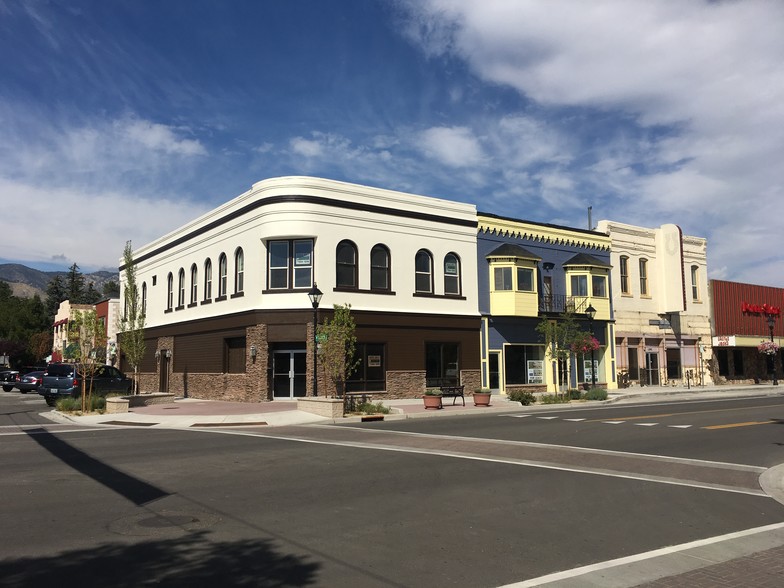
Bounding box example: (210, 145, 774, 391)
(710, 279, 783, 384)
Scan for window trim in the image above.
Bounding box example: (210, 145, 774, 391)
(203, 258, 213, 303)
(639, 258, 649, 297)
(444, 252, 461, 296)
(189, 264, 198, 307)
(691, 264, 700, 302)
(166, 272, 174, 312)
(336, 240, 358, 290)
(234, 247, 244, 295)
(176, 268, 185, 310)
(415, 249, 434, 294)
(619, 255, 630, 295)
(265, 238, 314, 292)
(217, 253, 228, 299)
(371, 244, 391, 292)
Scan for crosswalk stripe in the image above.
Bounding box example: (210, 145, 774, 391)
(602, 421, 625, 425)
(563, 418, 586, 422)
(668, 425, 692, 429)
(634, 423, 658, 427)
(537, 416, 558, 420)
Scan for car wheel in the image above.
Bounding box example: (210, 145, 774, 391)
(21, 390, 28, 394)
(45, 398, 56, 407)
(2, 385, 12, 392)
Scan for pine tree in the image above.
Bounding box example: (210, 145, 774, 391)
(45, 275, 67, 320)
(66, 263, 86, 303)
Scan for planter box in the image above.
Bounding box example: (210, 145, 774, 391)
(297, 397, 344, 418)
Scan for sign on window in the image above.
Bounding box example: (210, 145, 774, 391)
(527, 360, 543, 384)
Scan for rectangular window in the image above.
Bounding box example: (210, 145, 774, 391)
(494, 267, 513, 291)
(225, 337, 246, 374)
(504, 345, 544, 385)
(620, 256, 629, 294)
(639, 259, 648, 296)
(516, 268, 534, 292)
(691, 265, 699, 301)
(570, 275, 588, 297)
(268, 239, 314, 290)
(425, 342, 459, 387)
(346, 343, 386, 392)
(592, 275, 606, 297)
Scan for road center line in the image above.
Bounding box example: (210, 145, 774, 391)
(703, 420, 777, 430)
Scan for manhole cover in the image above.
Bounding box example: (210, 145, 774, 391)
(109, 509, 220, 537)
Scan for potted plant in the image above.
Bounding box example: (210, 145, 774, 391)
(473, 387, 492, 406)
(423, 388, 443, 409)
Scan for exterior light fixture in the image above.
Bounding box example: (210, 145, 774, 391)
(542, 262, 555, 271)
(308, 283, 323, 396)
(585, 304, 597, 386)
(250, 345, 257, 360)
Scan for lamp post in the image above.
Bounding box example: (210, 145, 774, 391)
(767, 314, 778, 386)
(307, 283, 323, 396)
(585, 304, 597, 387)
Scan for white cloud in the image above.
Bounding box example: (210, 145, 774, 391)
(290, 136, 324, 158)
(400, 0, 784, 285)
(418, 126, 484, 167)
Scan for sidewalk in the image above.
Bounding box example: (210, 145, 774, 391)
(43, 381, 784, 430)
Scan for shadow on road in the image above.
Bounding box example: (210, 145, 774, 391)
(25, 427, 169, 505)
(0, 531, 320, 587)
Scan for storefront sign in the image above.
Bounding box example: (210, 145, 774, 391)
(741, 302, 781, 316)
(368, 355, 381, 367)
(713, 335, 736, 347)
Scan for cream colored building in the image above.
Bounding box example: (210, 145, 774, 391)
(596, 221, 712, 387)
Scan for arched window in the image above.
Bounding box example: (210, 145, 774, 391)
(177, 268, 185, 308)
(234, 248, 244, 294)
(415, 250, 433, 293)
(336, 240, 358, 288)
(190, 264, 198, 304)
(691, 265, 700, 301)
(370, 244, 390, 291)
(166, 273, 174, 310)
(619, 255, 629, 295)
(141, 282, 147, 316)
(218, 253, 228, 298)
(444, 253, 460, 295)
(204, 258, 213, 301)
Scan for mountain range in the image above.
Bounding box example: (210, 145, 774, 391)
(0, 264, 118, 299)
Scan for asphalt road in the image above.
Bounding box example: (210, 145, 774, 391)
(2, 393, 784, 587)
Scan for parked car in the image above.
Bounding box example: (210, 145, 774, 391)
(39, 363, 133, 407)
(17, 370, 45, 394)
(1, 369, 20, 392)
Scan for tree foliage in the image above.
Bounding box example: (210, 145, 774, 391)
(317, 304, 361, 398)
(536, 310, 594, 395)
(0, 281, 51, 366)
(117, 241, 146, 394)
(67, 309, 107, 412)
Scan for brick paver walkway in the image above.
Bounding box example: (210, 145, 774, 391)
(637, 544, 784, 587)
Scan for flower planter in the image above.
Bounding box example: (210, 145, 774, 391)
(473, 392, 492, 406)
(423, 395, 443, 409)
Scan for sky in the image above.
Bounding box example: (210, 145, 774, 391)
(1, 0, 783, 287)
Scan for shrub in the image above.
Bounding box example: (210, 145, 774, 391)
(584, 388, 608, 401)
(55, 395, 107, 413)
(507, 390, 536, 405)
(356, 401, 391, 415)
(424, 388, 442, 396)
(540, 393, 570, 404)
(568, 389, 582, 400)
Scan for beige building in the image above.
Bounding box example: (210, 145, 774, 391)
(596, 221, 713, 387)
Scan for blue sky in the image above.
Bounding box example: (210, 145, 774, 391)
(1, 0, 783, 286)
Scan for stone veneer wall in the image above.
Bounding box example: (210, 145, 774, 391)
(460, 369, 481, 395)
(385, 370, 426, 398)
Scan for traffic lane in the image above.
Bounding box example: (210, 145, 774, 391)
(0, 389, 54, 427)
(349, 396, 784, 467)
(5, 426, 784, 588)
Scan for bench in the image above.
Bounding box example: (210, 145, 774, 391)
(439, 385, 465, 406)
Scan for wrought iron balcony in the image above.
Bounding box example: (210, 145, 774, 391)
(539, 295, 589, 314)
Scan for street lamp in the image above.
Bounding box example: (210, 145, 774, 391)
(307, 283, 323, 396)
(767, 314, 778, 386)
(585, 304, 597, 387)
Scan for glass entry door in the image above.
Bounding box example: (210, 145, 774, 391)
(272, 350, 307, 398)
(645, 352, 660, 386)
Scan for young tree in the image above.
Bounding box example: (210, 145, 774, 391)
(536, 311, 582, 397)
(117, 241, 146, 394)
(68, 309, 106, 412)
(317, 304, 361, 398)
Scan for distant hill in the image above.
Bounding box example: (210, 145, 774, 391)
(0, 264, 118, 299)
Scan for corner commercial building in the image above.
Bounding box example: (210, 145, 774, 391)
(119, 177, 481, 401)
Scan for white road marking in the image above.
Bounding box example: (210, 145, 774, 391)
(499, 522, 784, 587)
(563, 418, 586, 421)
(603, 421, 625, 425)
(634, 423, 658, 427)
(506, 414, 532, 418)
(669, 425, 693, 428)
(537, 416, 558, 420)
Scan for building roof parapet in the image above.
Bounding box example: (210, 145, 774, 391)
(478, 212, 611, 251)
